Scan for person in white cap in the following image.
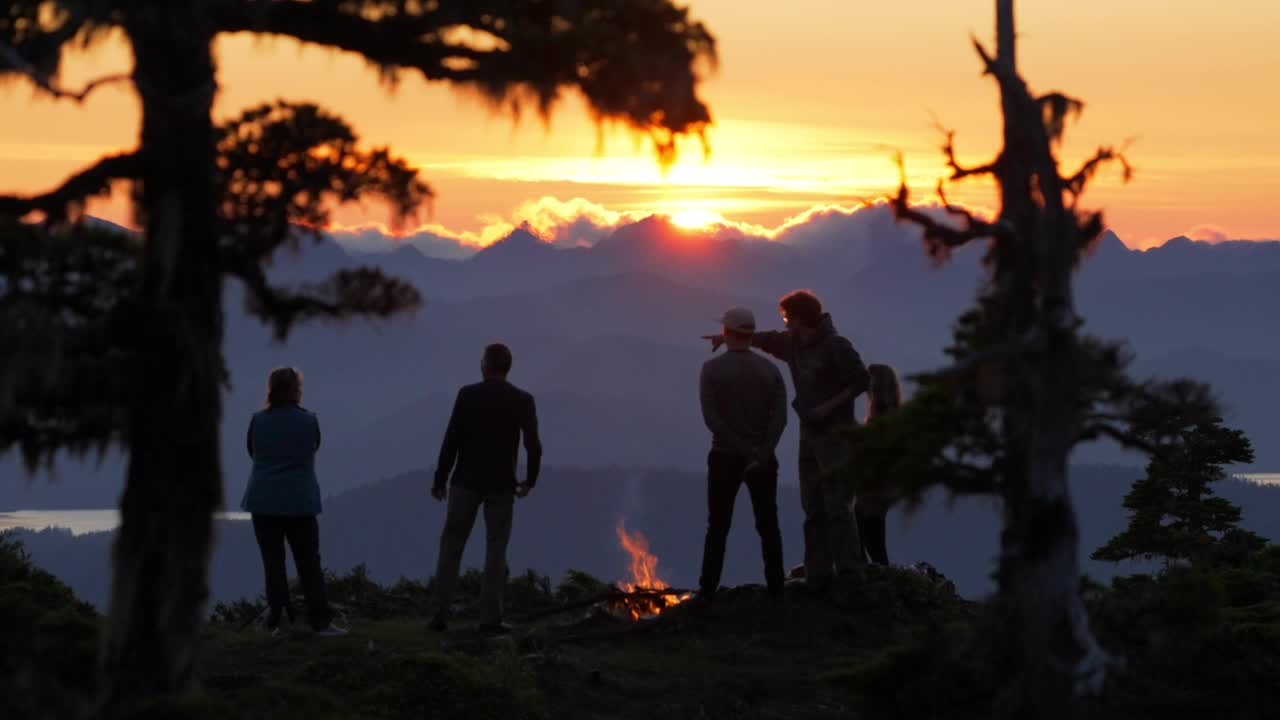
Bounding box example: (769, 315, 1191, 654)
(696, 307, 789, 604)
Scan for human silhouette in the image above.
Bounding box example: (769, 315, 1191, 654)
(856, 363, 903, 566)
(428, 343, 542, 634)
(240, 367, 346, 637)
(698, 307, 789, 604)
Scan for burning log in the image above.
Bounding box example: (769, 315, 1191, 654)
(516, 586, 697, 623)
(613, 523, 692, 619)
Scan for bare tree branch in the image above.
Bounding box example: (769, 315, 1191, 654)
(1064, 144, 1134, 199)
(0, 152, 141, 221)
(891, 153, 1013, 262)
(0, 44, 131, 102)
(931, 120, 999, 181)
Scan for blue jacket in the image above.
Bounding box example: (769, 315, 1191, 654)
(240, 405, 323, 516)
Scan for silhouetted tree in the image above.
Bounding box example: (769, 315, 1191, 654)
(0, 0, 715, 707)
(842, 2, 1228, 717)
(1094, 417, 1259, 566)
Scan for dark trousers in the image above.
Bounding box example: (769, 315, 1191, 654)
(855, 501, 889, 566)
(430, 485, 514, 624)
(699, 449, 785, 597)
(798, 429, 864, 588)
(251, 514, 332, 630)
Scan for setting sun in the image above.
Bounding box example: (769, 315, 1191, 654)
(669, 208, 726, 230)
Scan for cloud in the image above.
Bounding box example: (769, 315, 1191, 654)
(1186, 224, 1231, 243)
(322, 195, 990, 261)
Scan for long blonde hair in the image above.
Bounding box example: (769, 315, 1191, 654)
(866, 363, 902, 420)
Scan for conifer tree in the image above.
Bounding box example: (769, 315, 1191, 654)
(1094, 417, 1258, 565)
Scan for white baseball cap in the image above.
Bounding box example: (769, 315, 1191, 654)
(718, 307, 756, 334)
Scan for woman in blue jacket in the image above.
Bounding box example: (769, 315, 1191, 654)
(241, 367, 345, 637)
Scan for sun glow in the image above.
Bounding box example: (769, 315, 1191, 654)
(669, 208, 725, 229)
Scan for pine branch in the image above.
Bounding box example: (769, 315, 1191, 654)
(231, 261, 422, 340)
(1077, 422, 1155, 454)
(936, 463, 1001, 495)
(213, 1, 716, 163)
(0, 152, 140, 221)
(0, 44, 131, 102)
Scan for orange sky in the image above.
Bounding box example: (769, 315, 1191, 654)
(2, 0, 1277, 249)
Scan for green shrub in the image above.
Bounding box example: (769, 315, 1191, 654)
(0, 532, 100, 720)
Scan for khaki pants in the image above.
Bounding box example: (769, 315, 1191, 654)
(798, 429, 864, 588)
(429, 485, 514, 624)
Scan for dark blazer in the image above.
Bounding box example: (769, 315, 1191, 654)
(434, 378, 542, 494)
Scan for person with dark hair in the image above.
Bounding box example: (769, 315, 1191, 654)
(856, 363, 903, 566)
(705, 289, 870, 592)
(240, 367, 346, 638)
(428, 343, 541, 634)
(697, 307, 788, 606)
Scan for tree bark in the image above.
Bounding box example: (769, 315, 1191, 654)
(989, 1, 1109, 716)
(100, 4, 223, 706)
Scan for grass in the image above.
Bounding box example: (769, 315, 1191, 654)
(196, 566, 971, 720)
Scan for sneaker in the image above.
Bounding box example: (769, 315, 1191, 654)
(478, 621, 513, 636)
(314, 623, 349, 638)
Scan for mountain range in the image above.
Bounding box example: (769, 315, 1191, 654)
(3, 203, 1279, 511)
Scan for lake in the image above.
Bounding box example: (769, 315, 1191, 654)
(0, 509, 251, 536)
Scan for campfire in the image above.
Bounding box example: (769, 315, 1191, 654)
(611, 522, 691, 620)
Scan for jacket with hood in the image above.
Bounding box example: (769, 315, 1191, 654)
(751, 313, 870, 433)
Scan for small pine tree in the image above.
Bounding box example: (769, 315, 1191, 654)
(1093, 417, 1259, 566)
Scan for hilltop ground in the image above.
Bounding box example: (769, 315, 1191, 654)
(9, 531, 1280, 719)
(193, 566, 968, 720)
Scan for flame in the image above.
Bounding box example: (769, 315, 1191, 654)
(613, 522, 690, 620)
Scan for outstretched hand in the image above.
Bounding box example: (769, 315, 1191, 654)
(702, 334, 725, 352)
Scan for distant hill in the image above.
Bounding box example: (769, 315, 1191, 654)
(16, 464, 1280, 610)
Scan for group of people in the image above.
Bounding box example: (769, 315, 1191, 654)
(697, 290, 900, 606)
(237, 289, 900, 637)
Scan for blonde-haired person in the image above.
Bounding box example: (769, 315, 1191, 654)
(240, 367, 346, 638)
(855, 363, 903, 566)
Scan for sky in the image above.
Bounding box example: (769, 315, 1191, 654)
(2, 0, 1277, 250)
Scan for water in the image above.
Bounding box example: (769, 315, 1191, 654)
(0, 509, 251, 536)
(1236, 473, 1280, 487)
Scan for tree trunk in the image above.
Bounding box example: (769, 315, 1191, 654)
(100, 5, 223, 706)
(989, 1, 1109, 717)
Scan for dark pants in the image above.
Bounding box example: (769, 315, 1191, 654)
(251, 514, 332, 630)
(430, 485, 514, 625)
(699, 449, 785, 597)
(798, 429, 864, 588)
(855, 501, 889, 566)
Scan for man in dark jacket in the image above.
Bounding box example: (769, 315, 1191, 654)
(707, 290, 870, 591)
(428, 343, 541, 634)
